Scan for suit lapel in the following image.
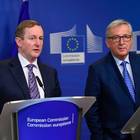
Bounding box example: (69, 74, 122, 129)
(107, 53, 135, 103)
(129, 53, 140, 105)
(8, 57, 30, 98)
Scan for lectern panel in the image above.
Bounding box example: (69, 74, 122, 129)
(15, 100, 81, 140)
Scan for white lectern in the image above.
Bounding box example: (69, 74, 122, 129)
(0, 96, 96, 140)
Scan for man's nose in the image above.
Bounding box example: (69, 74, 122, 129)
(35, 39, 41, 46)
(118, 37, 125, 44)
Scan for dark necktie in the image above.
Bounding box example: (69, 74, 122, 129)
(121, 61, 135, 102)
(27, 64, 40, 99)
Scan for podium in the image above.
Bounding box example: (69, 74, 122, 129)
(0, 96, 95, 140)
(121, 107, 140, 140)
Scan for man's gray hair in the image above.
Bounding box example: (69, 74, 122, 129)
(106, 19, 133, 37)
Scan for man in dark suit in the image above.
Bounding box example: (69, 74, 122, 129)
(85, 19, 140, 140)
(0, 20, 61, 113)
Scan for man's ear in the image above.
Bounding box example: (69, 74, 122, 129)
(15, 37, 22, 48)
(105, 39, 110, 49)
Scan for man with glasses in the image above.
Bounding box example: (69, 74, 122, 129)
(85, 19, 140, 140)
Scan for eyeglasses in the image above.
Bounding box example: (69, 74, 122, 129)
(107, 34, 132, 42)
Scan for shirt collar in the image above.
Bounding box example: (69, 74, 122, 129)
(112, 54, 130, 66)
(18, 53, 38, 69)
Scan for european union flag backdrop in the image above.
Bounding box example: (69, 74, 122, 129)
(0, 0, 140, 139)
(62, 36, 84, 53)
(12, 0, 30, 56)
(18, 0, 30, 23)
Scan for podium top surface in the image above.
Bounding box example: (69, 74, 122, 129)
(0, 96, 96, 118)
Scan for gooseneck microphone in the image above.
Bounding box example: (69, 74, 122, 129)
(36, 76, 46, 97)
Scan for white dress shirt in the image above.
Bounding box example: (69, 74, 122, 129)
(18, 53, 45, 98)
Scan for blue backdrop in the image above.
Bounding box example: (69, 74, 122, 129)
(0, 0, 140, 139)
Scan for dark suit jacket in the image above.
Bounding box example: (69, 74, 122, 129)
(85, 52, 140, 140)
(0, 57, 61, 113)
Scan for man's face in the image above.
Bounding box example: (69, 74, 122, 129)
(106, 24, 132, 60)
(16, 25, 44, 63)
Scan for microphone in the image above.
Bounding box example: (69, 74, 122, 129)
(36, 76, 46, 96)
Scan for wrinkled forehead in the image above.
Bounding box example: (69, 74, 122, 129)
(23, 25, 44, 36)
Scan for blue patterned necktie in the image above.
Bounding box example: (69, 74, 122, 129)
(121, 61, 135, 102)
(27, 64, 40, 99)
